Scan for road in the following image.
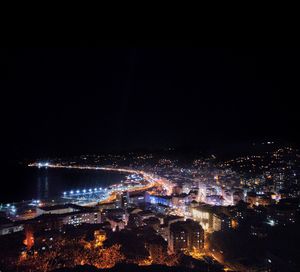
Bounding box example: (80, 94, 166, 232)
(28, 163, 174, 201)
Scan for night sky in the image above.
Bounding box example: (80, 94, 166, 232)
(1, 46, 299, 158)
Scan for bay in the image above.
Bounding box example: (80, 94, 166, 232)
(0, 164, 126, 204)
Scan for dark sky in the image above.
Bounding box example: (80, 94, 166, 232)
(1, 47, 299, 158)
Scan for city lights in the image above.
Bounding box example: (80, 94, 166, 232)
(2, 144, 300, 272)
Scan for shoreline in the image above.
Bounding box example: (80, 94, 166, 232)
(27, 163, 173, 204)
(1, 163, 173, 208)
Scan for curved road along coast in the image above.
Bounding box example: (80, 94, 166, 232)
(28, 163, 174, 202)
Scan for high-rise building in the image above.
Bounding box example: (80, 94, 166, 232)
(169, 219, 204, 253)
(121, 191, 129, 208)
(191, 204, 213, 231)
(212, 213, 231, 231)
(198, 182, 207, 202)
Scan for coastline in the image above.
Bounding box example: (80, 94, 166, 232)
(27, 163, 173, 204)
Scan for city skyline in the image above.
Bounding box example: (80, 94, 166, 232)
(1, 143, 299, 271)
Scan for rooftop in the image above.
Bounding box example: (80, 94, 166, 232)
(38, 203, 82, 212)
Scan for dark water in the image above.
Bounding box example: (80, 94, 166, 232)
(0, 164, 126, 204)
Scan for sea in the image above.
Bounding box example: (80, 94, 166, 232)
(0, 163, 126, 204)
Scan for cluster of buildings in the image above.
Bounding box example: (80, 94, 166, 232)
(1, 144, 300, 271)
(0, 198, 205, 257)
(0, 215, 24, 236)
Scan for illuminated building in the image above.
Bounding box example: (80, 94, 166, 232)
(169, 219, 204, 253)
(212, 213, 231, 231)
(63, 211, 101, 226)
(198, 183, 207, 202)
(28, 204, 102, 230)
(171, 194, 188, 208)
(191, 205, 213, 231)
(0, 217, 23, 236)
(205, 195, 224, 205)
(246, 192, 272, 207)
(121, 191, 129, 208)
(275, 176, 285, 193)
(146, 194, 172, 207)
